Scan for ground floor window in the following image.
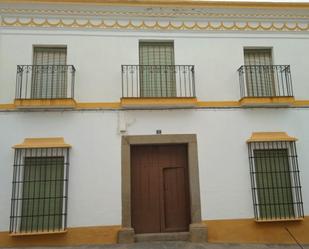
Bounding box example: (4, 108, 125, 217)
(10, 138, 70, 234)
(247, 132, 304, 221)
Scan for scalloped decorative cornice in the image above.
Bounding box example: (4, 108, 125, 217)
(1, 18, 309, 32)
(1, 3, 309, 32)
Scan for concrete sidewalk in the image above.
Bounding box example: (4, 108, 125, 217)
(2, 242, 309, 249)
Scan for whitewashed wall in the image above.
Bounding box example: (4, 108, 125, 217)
(0, 108, 308, 231)
(1, 30, 309, 103)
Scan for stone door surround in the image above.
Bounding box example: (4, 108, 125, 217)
(118, 134, 207, 243)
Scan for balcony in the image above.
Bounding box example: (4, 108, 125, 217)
(121, 65, 197, 108)
(15, 65, 76, 109)
(238, 65, 295, 107)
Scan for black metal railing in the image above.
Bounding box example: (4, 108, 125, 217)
(121, 65, 195, 98)
(16, 65, 76, 100)
(238, 65, 293, 98)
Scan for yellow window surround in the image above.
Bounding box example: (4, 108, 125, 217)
(247, 132, 297, 143)
(13, 137, 71, 149)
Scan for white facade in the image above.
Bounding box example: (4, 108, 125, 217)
(0, 1, 309, 244)
(0, 109, 309, 231)
(1, 32, 309, 102)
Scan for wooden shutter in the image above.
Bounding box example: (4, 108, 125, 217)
(31, 47, 67, 99)
(244, 49, 275, 96)
(20, 157, 64, 232)
(139, 42, 176, 97)
(244, 49, 272, 66)
(254, 149, 294, 219)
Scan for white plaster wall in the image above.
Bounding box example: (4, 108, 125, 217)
(0, 111, 122, 230)
(0, 108, 308, 231)
(1, 30, 309, 103)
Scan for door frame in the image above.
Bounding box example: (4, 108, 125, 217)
(119, 134, 206, 242)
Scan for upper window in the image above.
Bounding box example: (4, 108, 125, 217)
(10, 138, 70, 234)
(15, 46, 76, 102)
(121, 41, 196, 99)
(238, 48, 293, 99)
(139, 41, 176, 97)
(247, 132, 304, 221)
(31, 46, 67, 99)
(244, 48, 274, 97)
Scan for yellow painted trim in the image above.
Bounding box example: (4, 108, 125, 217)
(247, 132, 297, 143)
(255, 218, 304, 223)
(10, 230, 67, 237)
(0, 99, 309, 110)
(204, 216, 309, 244)
(1, 0, 309, 9)
(121, 97, 198, 108)
(0, 104, 16, 110)
(0, 218, 308, 246)
(293, 100, 309, 107)
(239, 97, 295, 107)
(1, 7, 309, 20)
(1, 18, 309, 32)
(76, 102, 121, 109)
(14, 99, 77, 109)
(0, 225, 121, 247)
(197, 101, 240, 107)
(13, 137, 71, 148)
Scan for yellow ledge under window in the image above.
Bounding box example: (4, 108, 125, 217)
(255, 218, 304, 223)
(121, 97, 198, 109)
(14, 99, 76, 109)
(10, 230, 68, 237)
(239, 96, 295, 107)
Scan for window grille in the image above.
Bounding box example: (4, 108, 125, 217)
(10, 147, 70, 234)
(247, 140, 304, 221)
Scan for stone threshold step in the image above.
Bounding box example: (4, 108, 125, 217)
(135, 232, 190, 242)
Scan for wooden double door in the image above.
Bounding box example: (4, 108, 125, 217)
(131, 144, 191, 234)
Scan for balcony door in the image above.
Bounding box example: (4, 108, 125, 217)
(139, 42, 176, 97)
(31, 47, 67, 99)
(244, 49, 275, 97)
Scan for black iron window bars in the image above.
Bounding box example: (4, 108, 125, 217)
(247, 137, 303, 221)
(10, 141, 70, 234)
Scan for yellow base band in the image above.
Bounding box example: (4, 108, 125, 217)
(1, 217, 309, 247)
(204, 217, 309, 244)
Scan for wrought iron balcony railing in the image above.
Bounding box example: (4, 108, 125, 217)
(16, 65, 76, 100)
(238, 65, 293, 98)
(121, 65, 195, 98)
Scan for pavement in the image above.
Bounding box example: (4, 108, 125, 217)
(2, 242, 309, 249)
